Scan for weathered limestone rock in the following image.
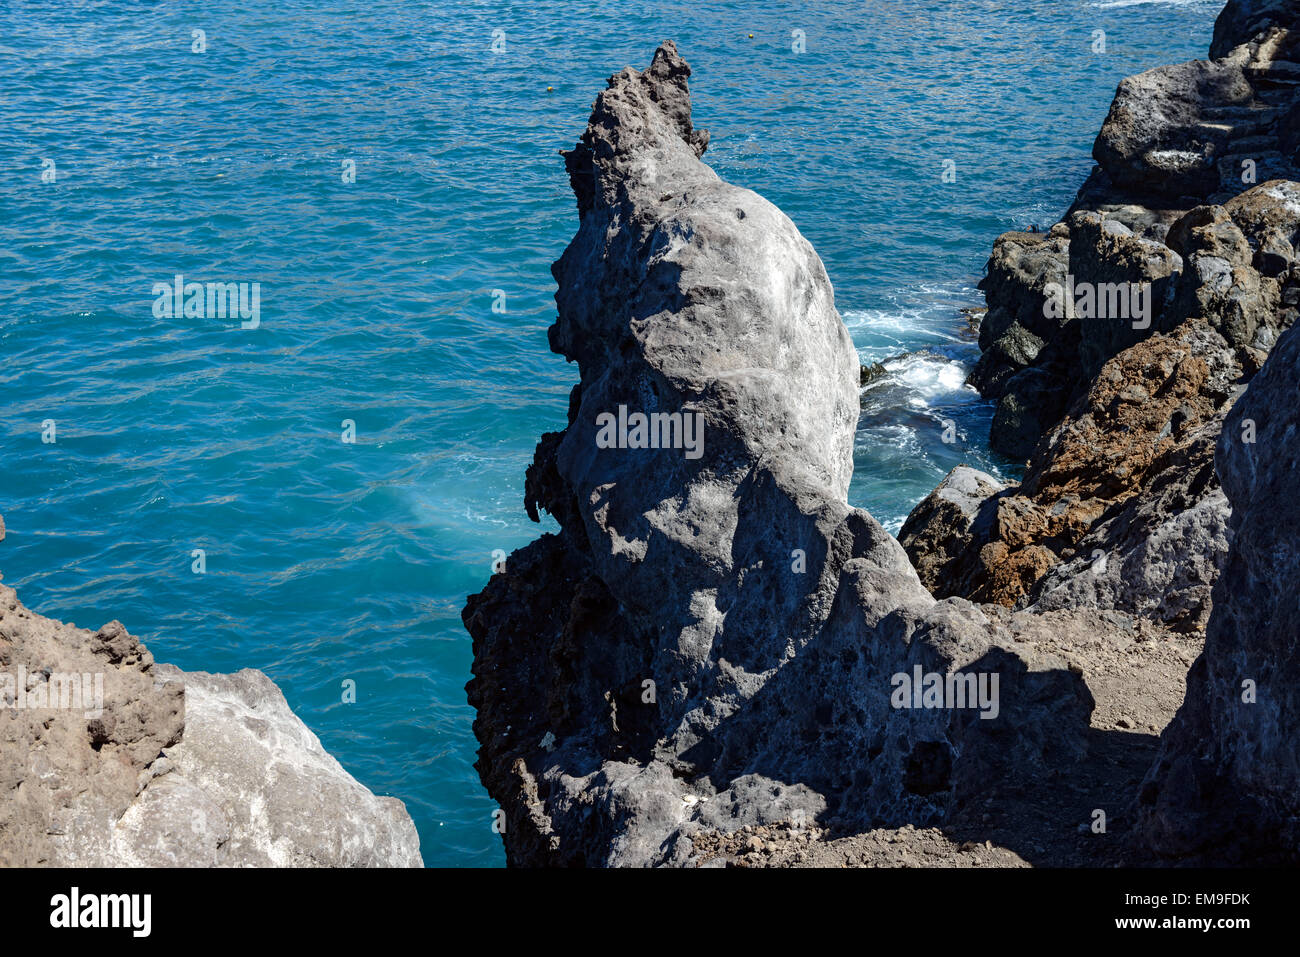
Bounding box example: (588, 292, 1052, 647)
(105, 666, 423, 867)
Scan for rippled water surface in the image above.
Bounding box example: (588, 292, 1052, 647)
(1, 0, 1223, 865)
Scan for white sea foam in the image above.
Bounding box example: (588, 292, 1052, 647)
(884, 353, 972, 402)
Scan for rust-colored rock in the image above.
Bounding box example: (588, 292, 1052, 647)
(905, 321, 1236, 616)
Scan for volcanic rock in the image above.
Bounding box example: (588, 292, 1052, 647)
(1137, 319, 1300, 863)
(0, 529, 422, 867)
(464, 42, 1101, 867)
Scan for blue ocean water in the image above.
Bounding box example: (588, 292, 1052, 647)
(1, 0, 1222, 866)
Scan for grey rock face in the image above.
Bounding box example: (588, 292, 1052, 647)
(108, 667, 422, 867)
(898, 466, 1006, 594)
(1095, 0, 1299, 203)
(1092, 57, 1258, 200)
(969, 231, 1072, 416)
(1069, 212, 1184, 377)
(1137, 320, 1300, 862)
(1223, 179, 1300, 273)
(548, 45, 863, 707)
(1166, 201, 1286, 351)
(0, 557, 421, 867)
(971, 0, 1300, 459)
(466, 43, 1098, 867)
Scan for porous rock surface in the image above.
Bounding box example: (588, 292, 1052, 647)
(1136, 319, 1300, 863)
(906, 0, 1300, 636)
(0, 517, 422, 868)
(900, 0, 1300, 865)
(469, 1, 1300, 869)
(465, 42, 1117, 868)
(972, 0, 1300, 462)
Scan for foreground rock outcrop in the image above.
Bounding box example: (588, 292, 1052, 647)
(0, 518, 422, 867)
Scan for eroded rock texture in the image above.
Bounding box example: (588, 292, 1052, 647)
(898, 0, 1300, 865)
(471, 2, 1300, 869)
(905, 0, 1300, 633)
(905, 321, 1241, 632)
(0, 518, 422, 868)
(972, 0, 1300, 462)
(1088, 0, 1300, 205)
(1137, 320, 1300, 863)
(465, 42, 1104, 868)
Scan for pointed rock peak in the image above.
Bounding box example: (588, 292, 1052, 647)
(562, 41, 709, 214)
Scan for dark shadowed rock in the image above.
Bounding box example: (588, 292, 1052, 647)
(1137, 320, 1300, 863)
(989, 367, 1071, 462)
(1211, 0, 1300, 59)
(969, 230, 1071, 400)
(1069, 212, 1184, 377)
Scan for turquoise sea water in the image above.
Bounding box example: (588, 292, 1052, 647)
(1, 0, 1223, 866)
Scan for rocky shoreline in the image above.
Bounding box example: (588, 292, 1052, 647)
(905, 0, 1300, 631)
(466, 0, 1300, 867)
(0, 516, 423, 867)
